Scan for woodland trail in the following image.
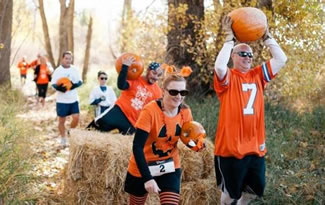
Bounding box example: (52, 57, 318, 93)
(16, 80, 90, 204)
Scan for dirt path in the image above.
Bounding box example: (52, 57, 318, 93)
(17, 84, 91, 203)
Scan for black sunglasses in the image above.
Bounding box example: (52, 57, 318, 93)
(167, 89, 189, 96)
(236, 51, 253, 58)
(100, 77, 108, 80)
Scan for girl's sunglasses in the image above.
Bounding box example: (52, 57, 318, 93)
(167, 89, 189, 96)
(236, 51, 253, 58)
(100, 77, 108, 80)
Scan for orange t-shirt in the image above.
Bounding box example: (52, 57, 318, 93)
(17, 61, 29, 75)
(115, 77, 162, 126)
(36, 64, 50, 84)
(214, 61, 275, 159)
(127, 101, 193, 177)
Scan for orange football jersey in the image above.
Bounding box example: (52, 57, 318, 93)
(127, 101, 193, 177)
(214, 61, 275, 159)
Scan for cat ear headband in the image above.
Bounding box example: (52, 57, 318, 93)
(161, 63, 193, 77)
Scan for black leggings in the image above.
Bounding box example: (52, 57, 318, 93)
(87, 105, 135, 135)
(37, 84, 48, 98)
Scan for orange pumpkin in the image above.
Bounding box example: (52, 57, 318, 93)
(228, 7, 267, 42)
(57, 77, 72, 91)
(115, 53, 144, 80)
(180, 121, 206, 152)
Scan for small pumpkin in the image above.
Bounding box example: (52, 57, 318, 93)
(180, 121, 206, 152)
(57, 77, 72, 91)
(228, 7, 267, 42)
(115, 53, 144, 80)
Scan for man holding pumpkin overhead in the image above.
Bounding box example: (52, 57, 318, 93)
(87, 55, 163, 135)
(51, 51, 83, 148)
(213, 15, 287, 204)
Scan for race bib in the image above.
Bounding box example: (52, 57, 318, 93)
(148, 158, 175, 177)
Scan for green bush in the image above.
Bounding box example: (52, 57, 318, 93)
(186, 95, 219, 141)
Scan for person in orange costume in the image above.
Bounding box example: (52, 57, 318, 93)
(213, 16, 287, 205)
(125, 73, 204, 205)
(88, 57, 163, 135)
(17, 56, 29, 85)
(34, 56, 53, 106)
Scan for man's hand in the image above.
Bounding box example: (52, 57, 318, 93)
(100, 96, 106, 101)
(223, 16, 236, 42)
(122, 56, 136, 67)
(262, 27, 273, 41)
(144, 179, 161, 194)
(70, 81, 81, 90)
(56, 84, 67, 92)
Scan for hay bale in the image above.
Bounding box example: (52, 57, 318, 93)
(179, 139, 215, 182)
(64, 129, 217, 205)
(181, 179, 220, 205)
(65, 129, 132, 204)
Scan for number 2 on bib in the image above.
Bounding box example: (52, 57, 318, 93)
(242, 83, 257, 115)
(160, 164, 165, 173)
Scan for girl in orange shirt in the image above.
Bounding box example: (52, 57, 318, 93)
(124, 74, 195, 205)
(34, 56, 52, 106)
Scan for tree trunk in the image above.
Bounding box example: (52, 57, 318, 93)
(58, 0, 74, 65)
(167, 0, 207, 94)
(82, 17, 93, 83)
(38, 0, 56, 68)
(0, 0, 13, 86)
(67, 0, 75, 54)
(120, 0, 132, 52)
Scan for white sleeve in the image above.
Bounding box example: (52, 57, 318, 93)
(47, 63, 54, 73)
(107, 87, 117, 105)
(89, 88, 97, 104)
(264, 38, 287, 75)
(50, 67, 60, 85)
(214, 41, 234, 80)
(71, 66, 82, 83)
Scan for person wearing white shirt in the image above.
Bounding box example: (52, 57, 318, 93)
(51, 51, 83, 148)
(89, 71, 117, 117)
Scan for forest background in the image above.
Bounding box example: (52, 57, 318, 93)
(0, 0, 324, 204)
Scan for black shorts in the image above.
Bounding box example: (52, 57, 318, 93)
(124, 169, 181, 197)
(37, 84, 48, 98)
(20, 74, 26, 79)
(215, 155, 266, 200)
(56, 101, 80, 117)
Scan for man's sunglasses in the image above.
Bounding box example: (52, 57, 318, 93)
(236, 51, 253, 58)
(100, 77, 108, 80)
(167, 89, 189, 96)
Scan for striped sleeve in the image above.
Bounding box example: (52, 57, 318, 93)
(261, 61, 276, 84)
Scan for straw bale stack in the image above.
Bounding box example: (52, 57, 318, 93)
(179, 139, 215, 182)
(181, 179, 220, 205)
(64, 129, 218, 205)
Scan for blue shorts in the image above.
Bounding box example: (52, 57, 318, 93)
(215, 155, 266, 200)
(124, 169, 181, 196)
(56, 101, 80, 117)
